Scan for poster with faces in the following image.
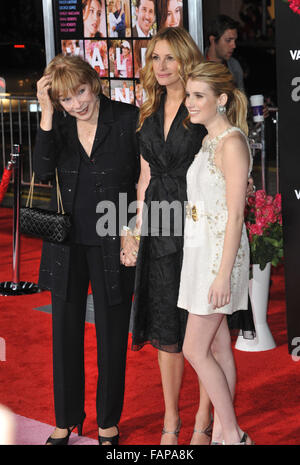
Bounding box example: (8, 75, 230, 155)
(54, 0, 186, 107)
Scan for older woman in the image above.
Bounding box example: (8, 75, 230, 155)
(34, 54, 139, 445)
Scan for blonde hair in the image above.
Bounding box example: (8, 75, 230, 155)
(44, 54, 102, 110)
(137, 27, 204, 130)
(187, 61, 249, 135)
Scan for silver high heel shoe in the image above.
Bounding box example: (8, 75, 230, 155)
(161, 419, 181, 443)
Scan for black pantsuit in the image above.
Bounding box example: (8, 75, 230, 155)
(33, 94, 139, 431)
(52, 245, 134, 429)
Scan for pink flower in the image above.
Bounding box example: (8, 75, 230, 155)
(247, 195, 256, 207)
(288, 0, 300, 15)
(250, 223, 264, 236)
(255, 190, 267, 208)
(263, 206, 277, 224)
(255, 190, 266, 200)
(273, 193, 281, 212)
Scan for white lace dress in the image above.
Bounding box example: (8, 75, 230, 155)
(177, 127, 252, 316)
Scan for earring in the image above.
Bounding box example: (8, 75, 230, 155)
(217, 104, 226, 115)
(63, 110, 67, 118)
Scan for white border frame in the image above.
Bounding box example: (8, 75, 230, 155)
(187, 0, 204, 52)
(42, 0, 55, 64)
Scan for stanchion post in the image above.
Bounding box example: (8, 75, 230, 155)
(276, 110, 279, 194)
(11, 144, 21, 288)
(0, 146, 41, 296)
(261, 121, 266, 192)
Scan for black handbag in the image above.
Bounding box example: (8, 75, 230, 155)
(20, 169, 71, 243)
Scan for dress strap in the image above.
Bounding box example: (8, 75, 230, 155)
(213, 126, 242, 142)
(203, 126, 253, 176)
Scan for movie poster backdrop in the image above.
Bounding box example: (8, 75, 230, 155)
(275, 0, 300, 354)
(53, 0, 187, 107)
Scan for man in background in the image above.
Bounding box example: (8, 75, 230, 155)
(132, 0, 155, 37)
(205, 15, 245, 91)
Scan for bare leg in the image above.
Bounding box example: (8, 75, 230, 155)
(210, 317, 237, 444)
(190, 380, 212, 445)
(158, 350, 184, 445)
(183, 313, 242, 445)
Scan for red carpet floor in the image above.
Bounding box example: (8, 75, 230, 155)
(0, 206, 299, 445)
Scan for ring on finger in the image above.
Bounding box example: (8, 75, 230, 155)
(132, 250, 137, 256)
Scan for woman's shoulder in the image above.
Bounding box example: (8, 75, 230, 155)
(221, 127, 248, 150)
(106, 95, 139, 117)
(220, 128, 250, 165)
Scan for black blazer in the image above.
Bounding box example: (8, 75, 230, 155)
(33, 94, 140, 305)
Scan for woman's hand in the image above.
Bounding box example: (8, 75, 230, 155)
(208, 274, 231, 310)
(120, 235, 139, 267)
(37, 75, 54, 130)
(37, 75, 53, 113)
(246, 176, 255, 197)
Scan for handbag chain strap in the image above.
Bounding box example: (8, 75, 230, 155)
(26, 169, 65, 214)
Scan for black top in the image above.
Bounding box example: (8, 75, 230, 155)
(70, 137, 103, 245)
(33, 94, 140, 305)
(137, 94, 207, 258)
(131, 95, 206, 353)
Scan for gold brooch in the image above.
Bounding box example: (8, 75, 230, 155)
(186, 204, 198, 222)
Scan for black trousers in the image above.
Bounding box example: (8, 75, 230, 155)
(51, 244, 134, 429)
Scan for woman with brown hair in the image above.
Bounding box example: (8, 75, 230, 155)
(179, 61, 254, 445)
(34, 54, 139, 445)
(157, 0, 183, 29)
(82, 0, 104, 38)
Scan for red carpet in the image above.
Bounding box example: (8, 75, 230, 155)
(0, 206, 299, 445)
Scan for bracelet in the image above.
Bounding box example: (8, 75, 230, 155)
(121, 225, 132, 236)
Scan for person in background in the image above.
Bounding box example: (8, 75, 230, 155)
(82, 0, 103, 38)
(206, 15, 269, 122)
(115, 40, 133, 78)
(157, 0, 183, 29)
(34, 54, 139, 446)
(132, 0, 156, 37)
(205, 15, 245, 92)
(113, 0, 126, 37)
(178, 61, 254, 445)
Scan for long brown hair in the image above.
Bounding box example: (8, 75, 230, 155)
(187, 61, 249, 135)
(137, 27, 204, 130)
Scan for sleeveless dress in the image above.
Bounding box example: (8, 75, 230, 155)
(131, 96, 207, 353)
(178, 127, 252, 316)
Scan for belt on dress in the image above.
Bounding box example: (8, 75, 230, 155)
(186, 201, 213, 222)
(150, 168, 186, 179)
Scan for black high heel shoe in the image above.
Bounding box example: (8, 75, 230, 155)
(45, 415, 86, 445)
(98, 425, 119, 445)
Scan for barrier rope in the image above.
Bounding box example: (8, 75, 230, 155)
(0, 162, 13, 204)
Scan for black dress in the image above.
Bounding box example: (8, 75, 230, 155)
(131, 95, 255, 354)
(131, 96, 206, 353)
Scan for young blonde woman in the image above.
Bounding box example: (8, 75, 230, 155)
(178, 61, 254, 445)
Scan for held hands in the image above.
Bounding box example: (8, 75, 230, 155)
(208, 274, 231, 310)
(120, 229, 140, 267)
(246, 176, 255, 197)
